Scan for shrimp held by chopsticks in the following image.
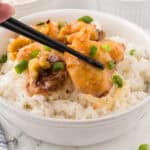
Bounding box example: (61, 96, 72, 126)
(64, 26, 125, 97)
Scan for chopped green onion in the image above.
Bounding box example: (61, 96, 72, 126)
(112, 75, 123, 88)
(36, 22, 45, 26)
(52, 62, 64, 72)
(78, 16, 93, 23)
(101, 44, 112, 52)
(43, 45, 52, 51)
(129, 49, 136, 56)
(139, 144, 150, 150)
(58, 21, 67, 29)
(15, 60, 28, 74)
(107, 61, 115, 70)
(30, 50, 40, 58)
(89, 45, 97, 57)
(0, 54, 7, 64)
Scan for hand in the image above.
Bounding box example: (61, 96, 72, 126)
(0, 2, 15, 23)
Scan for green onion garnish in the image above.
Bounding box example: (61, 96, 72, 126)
(107, 61, 115, 70)
(78, 16, 93, 23)
(139, 144, 150, 150)
(129, 49, 135, 56)
(0, 54, 7, 64)
(43, 45, 52, 51)
(58, 21, 67, 29)
(15, 60, 28, 74)
(89, 45, 97, 57)
(30, 50, 40, 58)
(112, 75, 123, 88)
(101, 44, 112, 52)
(52, 62, 64, 72)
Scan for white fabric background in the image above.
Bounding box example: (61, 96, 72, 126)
(1, 0, 150, 27)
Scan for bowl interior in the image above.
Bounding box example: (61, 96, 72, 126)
(0, 9, 150, 123)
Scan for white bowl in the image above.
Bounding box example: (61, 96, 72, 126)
(0, 9, 150, 146)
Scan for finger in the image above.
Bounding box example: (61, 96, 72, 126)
(0, 3, 15, 23)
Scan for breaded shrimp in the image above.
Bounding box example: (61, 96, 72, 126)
(59, 21, 102, 43)
(27, 55, 67, 95)
(16, 41, 63, 61)
(100, 40, 125, 62)
(33, 20, 59, 39)
(16, 42, 42, 61)
(64, 34, 125, 97)
(8, 36, 32, 60)
(64, 38, 113, 97)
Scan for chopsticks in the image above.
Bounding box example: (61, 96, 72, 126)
(0, 17, 104, 69)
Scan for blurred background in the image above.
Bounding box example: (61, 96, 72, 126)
(1, 0, 150, 28)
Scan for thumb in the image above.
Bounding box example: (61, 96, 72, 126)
(0, 3, 15, 23)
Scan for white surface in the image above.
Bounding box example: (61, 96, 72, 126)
(0, 9, 150, 146)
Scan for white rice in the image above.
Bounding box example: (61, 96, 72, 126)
(0, 36, 149, 120)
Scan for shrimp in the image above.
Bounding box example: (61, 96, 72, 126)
(8, 36, 32, 60)
(59, 21, 103, 43)
(27, 55, 67, 95)
(64, 34, 125, 97)
(33, 20, 59, 39)
(16, 41, 63, 61)
(100, 40, 125, 62)
(16, 42, 42, 61)
(64, 38, 113, 97)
